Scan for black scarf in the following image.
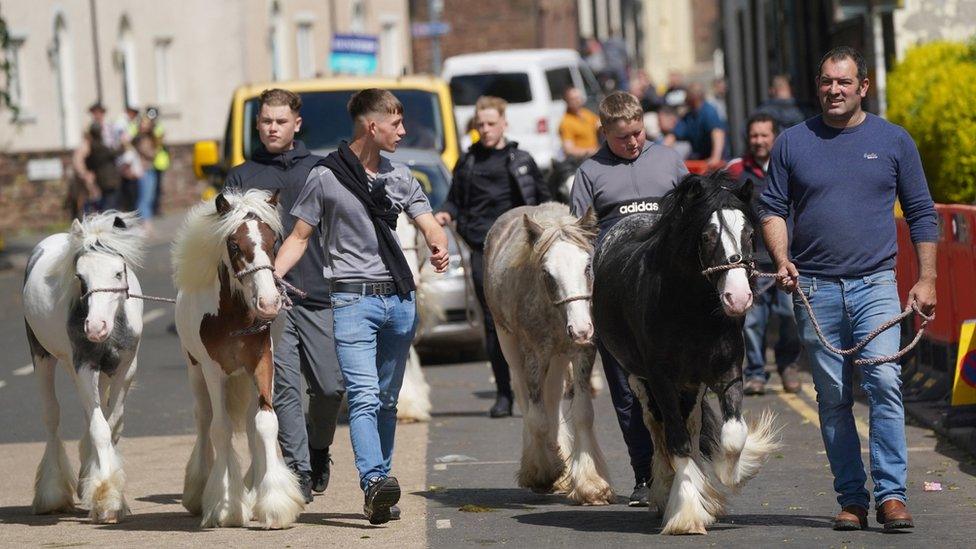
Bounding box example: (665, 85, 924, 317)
(321, 141, 415, 294)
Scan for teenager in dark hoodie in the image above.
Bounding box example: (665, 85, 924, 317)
(223, 89, 343, 504)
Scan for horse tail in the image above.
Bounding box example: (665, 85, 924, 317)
(226, 372, 253, 434)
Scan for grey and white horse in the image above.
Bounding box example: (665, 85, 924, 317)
(484, 203, 614, 505)
(23, 212, 145, 523)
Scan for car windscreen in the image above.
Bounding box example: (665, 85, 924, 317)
(243, 89, 445, 159)
(407, 162, 449, 211)
(449, 73, 532, 106)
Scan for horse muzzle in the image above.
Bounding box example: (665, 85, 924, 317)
(84, 319, 111, 342)
(721, 291, 754, 317)
(568, 323, 595, 346)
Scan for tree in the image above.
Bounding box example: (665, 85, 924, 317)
(887, 40, 976, 204)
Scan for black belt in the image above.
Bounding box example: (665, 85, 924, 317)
(332, 280, 398, 296)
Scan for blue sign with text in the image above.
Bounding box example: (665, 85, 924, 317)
(330, 33, 378, 75)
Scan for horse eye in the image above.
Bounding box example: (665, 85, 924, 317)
(115, 272, 123, 280)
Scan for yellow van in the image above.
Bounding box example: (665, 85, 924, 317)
(194, 75, 460, 184)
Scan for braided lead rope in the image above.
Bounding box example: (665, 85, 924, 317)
(702, 263, 934, 366)
(229, 265, 310, 337)
(552, 294, 592, 306)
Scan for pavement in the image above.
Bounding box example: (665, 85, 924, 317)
(1, 213, 976, 547)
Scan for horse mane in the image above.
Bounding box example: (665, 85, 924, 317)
(172, 189, 283, 291)
(54, 211, 145, 291)
(643, 171, 756, 266)
(511, 203, 597, 267)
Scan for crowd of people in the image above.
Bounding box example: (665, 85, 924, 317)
(443, 46, 933, 531)
(70, 102, 169, 233)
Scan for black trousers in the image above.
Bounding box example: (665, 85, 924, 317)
(468, 248, 512, 398)
(597, 340, 653, 483)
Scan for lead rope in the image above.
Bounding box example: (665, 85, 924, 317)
(228, 265, 308, 337)
(703, 262, 934, 366)
(81, 263, 177, 303)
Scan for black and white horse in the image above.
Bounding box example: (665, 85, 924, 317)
(23, 212, 144, 523)
(592, 172, 778, 534)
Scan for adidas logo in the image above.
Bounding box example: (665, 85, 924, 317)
(619, 201, 660, 214)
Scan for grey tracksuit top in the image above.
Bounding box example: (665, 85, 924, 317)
(570, 141, 688, 236)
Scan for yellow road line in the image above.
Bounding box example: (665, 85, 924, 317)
(776, 392, 821, 428)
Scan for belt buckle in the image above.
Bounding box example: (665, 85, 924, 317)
(380, 281, 394, 295)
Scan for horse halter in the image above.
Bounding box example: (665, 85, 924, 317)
(552, 294, 592, 306)
(700, 254, 757, 278)
(81, 261, 176, 304)
(228, 264, 309, 337)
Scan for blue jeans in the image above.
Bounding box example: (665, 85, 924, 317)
(136, 168, 158, 221)
(743, 282, 801, 381)
(793, 270, 907, 509)
(332, 290, 417, 491)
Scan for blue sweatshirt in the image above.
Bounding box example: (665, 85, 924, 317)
(759, 113, 937, 278)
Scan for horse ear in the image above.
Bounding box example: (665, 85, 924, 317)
(523, 214, 544, 242)
(736, 179, 755, 203)
(70, 219, 84, 236)
(215, 193, 232, 216)
(113, 216, 127, 229)
(267, 189, 280, 207)
(577, 206, 598, 234)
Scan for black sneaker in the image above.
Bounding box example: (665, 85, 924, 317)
(390, 504, 401, 521)
(310, 447, 332, 493)
(629, 480, 649, 507)
(363, 476, 401, 525)
(297, 471, 313, 504)
(489, 393, 513, 418)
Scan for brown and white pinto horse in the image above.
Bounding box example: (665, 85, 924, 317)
(173, 190, 304, 529)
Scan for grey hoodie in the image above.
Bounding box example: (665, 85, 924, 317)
(570, 141, 688, 238)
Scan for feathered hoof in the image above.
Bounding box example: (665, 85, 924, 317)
(517, 465, 564, 494)
(85, 470, 128, 524)
(252, 467, 305, 530)
(566, 480, 615, 506)
(32, 496, 75, 515)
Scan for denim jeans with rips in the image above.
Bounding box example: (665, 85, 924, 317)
(793, 270, 908, 509)
(331, 290, 417, 491)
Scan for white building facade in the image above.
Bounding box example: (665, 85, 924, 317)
(0, 0, 412, 154)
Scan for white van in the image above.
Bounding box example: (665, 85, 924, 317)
(442, 49, 602, 172)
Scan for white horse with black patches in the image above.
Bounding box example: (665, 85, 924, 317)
(23, 211, 144, 523)
(174, 190, 304, 529)
(484, 203, 615, 506)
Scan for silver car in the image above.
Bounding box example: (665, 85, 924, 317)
(389, 148, 484, 356)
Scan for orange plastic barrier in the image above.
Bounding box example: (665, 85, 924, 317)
(942, 205, 976, 342)
(685, 160, 710, 174)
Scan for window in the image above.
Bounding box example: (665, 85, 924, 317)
(449, 73, 532, 106)
(154, 38, 175, 102)
(296, 22, 315, 79)
(5, 37, 26, 110)
(351, 0, 367, 33)
(243, 89, 445, 158)
(545, 67, 574, 101)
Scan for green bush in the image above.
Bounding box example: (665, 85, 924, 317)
(887, 40, 976, 204)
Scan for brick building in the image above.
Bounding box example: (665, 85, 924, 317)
(410, 0, 579, 74)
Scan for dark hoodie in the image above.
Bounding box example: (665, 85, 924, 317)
(223, 140, 330, 308)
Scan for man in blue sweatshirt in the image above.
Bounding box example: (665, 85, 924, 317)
(759, 47, 937, 532)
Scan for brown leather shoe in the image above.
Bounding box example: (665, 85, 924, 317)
(780, 364, 802, 393)
(833, 505, 868, 531)
(876, 499, 914, 529)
